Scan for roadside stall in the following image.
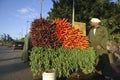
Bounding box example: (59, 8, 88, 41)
(29, 18, 97, 80)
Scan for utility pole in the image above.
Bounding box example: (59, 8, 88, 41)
(72, 0, 75, 27)
(26, 20, 29, 34)
(40, 0, 43, 18)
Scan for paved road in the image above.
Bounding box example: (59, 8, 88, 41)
(0, 46, 33, 80)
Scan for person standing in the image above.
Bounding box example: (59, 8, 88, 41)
(21, 29, 32, 62)
(88, 18, 110, 77)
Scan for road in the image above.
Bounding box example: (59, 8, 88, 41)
(0, 46, 33, 80)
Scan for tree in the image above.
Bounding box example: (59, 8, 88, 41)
(0, 33, 14, 41)
(48, 0, 120, 34)
(48, 0, 73, 22)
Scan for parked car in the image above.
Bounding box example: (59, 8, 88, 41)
(13, 41, 24, 50)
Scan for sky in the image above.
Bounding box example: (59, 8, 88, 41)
(0, 0, 53, 39)
(0, 0, 117, 40)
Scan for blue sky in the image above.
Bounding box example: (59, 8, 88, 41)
(0, 0, 117, 39)
(0, 0, 53, 39)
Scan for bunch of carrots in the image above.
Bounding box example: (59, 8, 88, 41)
(54, 18, 90, 49)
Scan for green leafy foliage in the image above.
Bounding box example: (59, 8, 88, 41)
(30, 47, 96, 78)
(48, 0, 120, 34)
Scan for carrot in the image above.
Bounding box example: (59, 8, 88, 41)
(54, 18, 89, 49)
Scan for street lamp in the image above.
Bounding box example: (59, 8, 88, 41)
(26, 20, 29, 34)
(72, 0, 75, 27)
(40, 0, 43, 18)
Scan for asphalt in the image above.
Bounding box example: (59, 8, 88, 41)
(0, 46, 33, 80)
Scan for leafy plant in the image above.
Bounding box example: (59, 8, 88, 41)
(53, 47, 96, 77)
(29, 47, 55, 77)
(30, 47, 96, 78)
(112, 33, 120, 45)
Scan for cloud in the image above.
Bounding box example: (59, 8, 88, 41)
(17, 8, 29, 14)
(16, 7, 39, 19)
(17, 7, 36, 14)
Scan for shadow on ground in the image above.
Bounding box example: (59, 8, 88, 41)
(0, 61, 30, 75)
